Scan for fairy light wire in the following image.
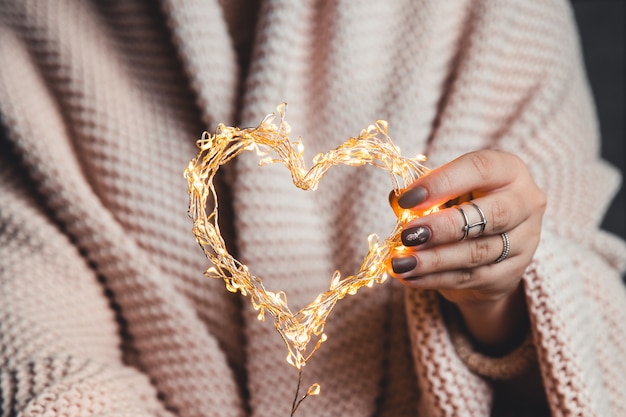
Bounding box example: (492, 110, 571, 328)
(185, 103, 431, 374)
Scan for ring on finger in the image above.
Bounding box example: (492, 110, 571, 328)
(455, 202, 487, 240)
(494, 232, 511, 263)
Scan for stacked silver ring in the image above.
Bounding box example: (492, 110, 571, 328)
(495, 232, 510, 263)
(456, 202, 487, 240)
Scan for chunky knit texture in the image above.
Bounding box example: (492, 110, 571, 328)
(1, 1, 625, 416)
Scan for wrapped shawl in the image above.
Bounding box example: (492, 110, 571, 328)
(1, 0, 625, 416)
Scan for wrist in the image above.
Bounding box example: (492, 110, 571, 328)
(451, 282, 529, 356)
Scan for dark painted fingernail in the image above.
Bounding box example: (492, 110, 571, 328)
(391, 256, 417, 273)
(401, 226, 431, 246)
(398, 187, 427, 209)
(388, 190, 398, 206)
(388, 190, 402, 217)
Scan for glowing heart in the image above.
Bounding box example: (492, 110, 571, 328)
(185, 104, 430, 370)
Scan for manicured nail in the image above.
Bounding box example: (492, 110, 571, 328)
(401, 226, 431, 246)
(398, 187, 427, 209)
(391, 256, 417, 273)
(388, 190, 398, 206)
(388, 190, 402, 217)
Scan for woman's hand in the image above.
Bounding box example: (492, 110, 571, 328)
(388, 149, 546, 354)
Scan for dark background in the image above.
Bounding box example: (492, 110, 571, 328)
(572, 0, 625, 241)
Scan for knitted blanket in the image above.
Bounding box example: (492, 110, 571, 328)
(1, 1, 625, 416)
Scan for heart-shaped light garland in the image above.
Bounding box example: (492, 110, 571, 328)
(185, 104, 433, 413)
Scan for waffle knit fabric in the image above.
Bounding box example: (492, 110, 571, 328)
(1, 1, 625, 416)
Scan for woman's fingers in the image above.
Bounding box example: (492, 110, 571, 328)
(399, 193, 527, 247)
(400, 255, 528, 303)
(389, 231, 531, 303)
(386, 149, 546, 304)
(391, 231, 517, 278)
(397, 150, 527, 211)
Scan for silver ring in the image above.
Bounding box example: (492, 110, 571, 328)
(495, 232, 510, 263)
(455, 202, 487, 240)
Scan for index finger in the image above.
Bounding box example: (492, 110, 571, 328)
(397, 149, 522, 210)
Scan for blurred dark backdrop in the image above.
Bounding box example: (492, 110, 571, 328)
(572, 0, 625, 241)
